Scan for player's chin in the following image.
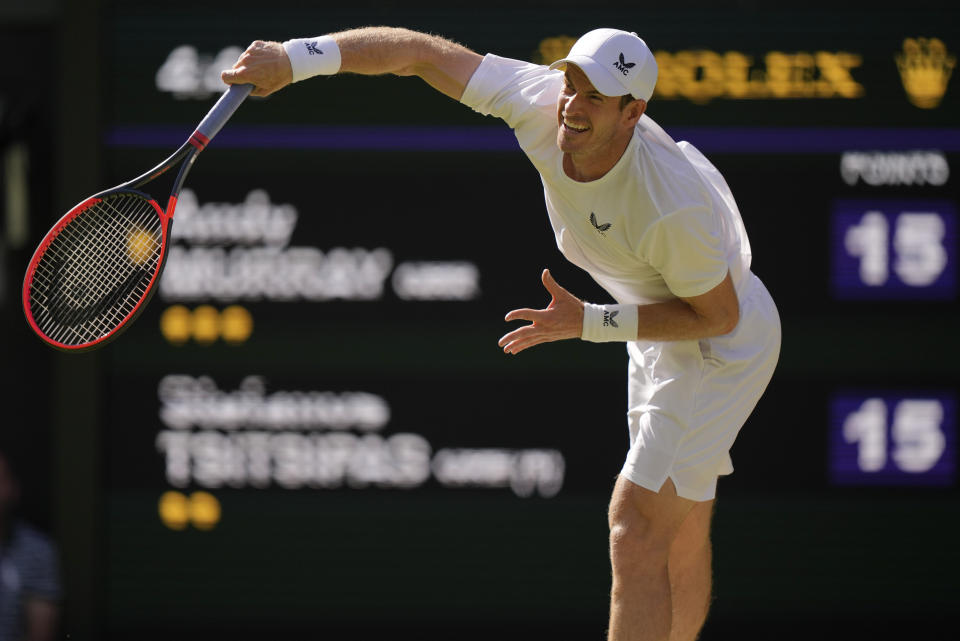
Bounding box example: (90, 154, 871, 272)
(556, 130, 587, 153)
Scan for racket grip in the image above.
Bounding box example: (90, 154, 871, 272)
(195, 83, 254, 142)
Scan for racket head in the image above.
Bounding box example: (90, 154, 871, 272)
(22, 189, 173, 351)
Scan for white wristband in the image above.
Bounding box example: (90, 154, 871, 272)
(282, 36, 342, 83)
(581, 303, 638, 343)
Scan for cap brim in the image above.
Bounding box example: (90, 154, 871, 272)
(548, 55, 628, 97)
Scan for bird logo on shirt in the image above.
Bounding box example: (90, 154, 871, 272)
(590, 212, 612, 235)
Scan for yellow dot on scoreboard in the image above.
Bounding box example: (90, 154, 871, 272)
(189, 491, 221, 530)
(192, 305, 220, 344)
(221, 305, 253, 343)
(127, 228, 158, 265)
(158, 491, 190, 530)
(160, 305, 192, 344)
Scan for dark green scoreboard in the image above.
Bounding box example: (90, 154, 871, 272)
(94, 4, 959, 639)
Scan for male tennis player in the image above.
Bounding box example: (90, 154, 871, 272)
(223, 27, 780, 641)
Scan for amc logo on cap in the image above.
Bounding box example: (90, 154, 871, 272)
(613, 52, 636, 75)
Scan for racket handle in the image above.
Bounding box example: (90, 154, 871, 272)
(195, 83, 254, 142)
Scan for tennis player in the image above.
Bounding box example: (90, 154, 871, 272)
(223, 27, 781, 641)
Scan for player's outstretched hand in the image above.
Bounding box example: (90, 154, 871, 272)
(499, 269, 584, 355)
(221, 41, 293, 97)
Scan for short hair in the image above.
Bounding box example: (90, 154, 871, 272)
(619, 94, 637, 110)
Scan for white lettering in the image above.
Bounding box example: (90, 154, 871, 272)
(843, 398, 887, 472)
(156, 429, 432, 490)
(893, 213, 948, 286)
(172, 189, 298, 248)
(159, 245, 394, 301)
(841, 398, 948, 475)
(156, 45, 244, 100)
(392, 261, 481, 300)
(154, 375, 565, 497)
(844, 211, 889, 286)
(840, 151, 950, 187)
(158, 375, 391, 432)
(431, 448, 565, 498)
(891, 400, 946, 473)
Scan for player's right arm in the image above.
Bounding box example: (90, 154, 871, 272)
(221, 27, 484, 101)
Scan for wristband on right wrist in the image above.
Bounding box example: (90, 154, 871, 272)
(581, 303, 639, 343)
(282, 35, 342, 82)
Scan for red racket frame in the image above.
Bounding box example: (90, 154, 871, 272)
(22, 84, 252, 351)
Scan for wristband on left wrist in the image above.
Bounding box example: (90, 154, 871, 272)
(580, 303, 638, 343)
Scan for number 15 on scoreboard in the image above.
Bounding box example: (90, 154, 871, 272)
(830, 393, 956, 486)
(831, 200, 956, 300)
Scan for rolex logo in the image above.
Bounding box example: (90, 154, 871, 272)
(896, 37, 955, 109)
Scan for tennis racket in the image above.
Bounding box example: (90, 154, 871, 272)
(22, 83, 254, 352)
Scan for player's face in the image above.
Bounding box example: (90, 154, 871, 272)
(555, 65, 630, 158)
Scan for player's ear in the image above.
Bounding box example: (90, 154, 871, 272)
(622, 98, 646, 127)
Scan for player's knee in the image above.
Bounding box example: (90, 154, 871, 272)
(608, 514, 671, 575)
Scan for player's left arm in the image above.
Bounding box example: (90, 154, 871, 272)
(498, 270, 738, 354)
(636, 270, 739, 341)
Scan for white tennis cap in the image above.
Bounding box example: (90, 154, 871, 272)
(549, 28, 658, 102)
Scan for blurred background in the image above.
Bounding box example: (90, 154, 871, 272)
(2, 1, 958, 639)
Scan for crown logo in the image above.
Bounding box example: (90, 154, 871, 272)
(534, 36, 577, 65)
(895, 37, 955, 109)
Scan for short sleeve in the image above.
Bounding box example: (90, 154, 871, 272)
(460, 54, 561, 130)
(638, 206, 729, 298)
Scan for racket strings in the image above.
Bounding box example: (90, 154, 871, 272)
(52, 196, 160, 334)
(52, 200, 150, 305)
(28, 193, 164, 346)
(36, 202, 157, 343)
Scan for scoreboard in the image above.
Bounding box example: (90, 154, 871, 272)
(52, 3, 960, 639)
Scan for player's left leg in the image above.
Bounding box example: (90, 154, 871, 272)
(607, 476, 696, 641)
(667, 499, 715, 641)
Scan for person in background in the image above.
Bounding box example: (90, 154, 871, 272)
(0, 448, 60, 641)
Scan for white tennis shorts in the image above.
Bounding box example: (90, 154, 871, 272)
(620, 273, 781, 502)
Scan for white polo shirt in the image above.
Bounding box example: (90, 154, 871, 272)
(461, 54, 754, 305)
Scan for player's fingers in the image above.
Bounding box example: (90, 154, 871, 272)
(501, 336, 526, 354)
(497, 322, 542, 347)
(221, 66, 264, 93)
(504, 308, 543, 323)
(502, 333, 550, 355)
(220, 67, 245, 83)
(501, 340, 521, 354)
(541, 268, 569, 300)
(497, 327, 526, 348)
